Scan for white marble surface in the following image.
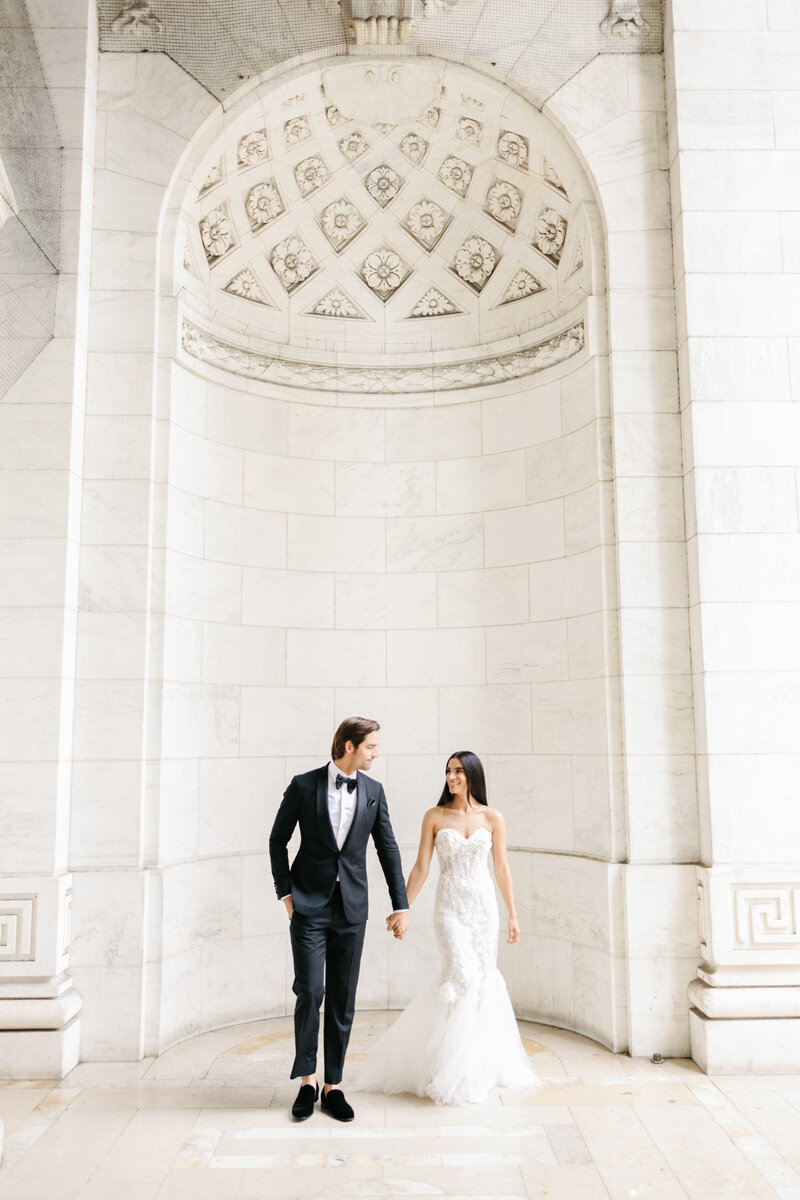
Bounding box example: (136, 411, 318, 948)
(6, 6, 799, 1081)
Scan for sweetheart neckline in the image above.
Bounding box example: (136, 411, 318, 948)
(435, 826, 492, 843)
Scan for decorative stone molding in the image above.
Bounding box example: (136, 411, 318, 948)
(409, 287, 460, 317)
(270, 236, 317, 292)
(223, 268, 273, 305)
(180, 318, 585, 393)
(533, 208, 568, 264)
(321, 62, 441, 125)
(600, 0, 649, 38)
(404, 198, 449, 251)
(338, 129, 370, 162)
(498, 267, 544, 306)
(497, 130, 529, 170)
(199, 205, 236, 263)
(696, 866, 800, 983)
(453, 236, 497, 292)
(439, 155, 472, 197)
(294, 154, 330, 197)
(361, 246, 410, 299)
(485, 179, 522, 230)
(245, 181, 284, 229)
(320, 198, 366, 251)
(399, 132, 429, 164)
(111, 0, 163, 34)
(0, 877, 72, 979)
(350, 14, 413, 45)
(307, 287, 368, 319)
(364, 163, 402, 207)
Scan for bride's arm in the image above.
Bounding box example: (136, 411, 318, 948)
(404, 809, 437, 905)
(490, 811, 521, 944)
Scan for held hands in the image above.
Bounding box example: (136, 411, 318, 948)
(507, 916, 521, 945)
(386, 911, 410, 940)
(283, 896, 294, 918)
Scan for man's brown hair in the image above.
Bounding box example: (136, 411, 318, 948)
(331, 717, 380, 761)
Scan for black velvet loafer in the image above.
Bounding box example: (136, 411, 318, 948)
(291, 1082, 319, 1120)
(321, 1087, 354, 1122)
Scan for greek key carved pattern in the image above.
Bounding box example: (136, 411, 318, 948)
(734, 886, 800, 948)
(180, 318, 584, 394)
(0, 895, 37, 961)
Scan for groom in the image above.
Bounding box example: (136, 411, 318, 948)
(269, 716, 409, 1122)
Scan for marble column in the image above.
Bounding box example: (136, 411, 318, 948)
(0, 0, 98, 1078)
(666, 0, 800, 1071)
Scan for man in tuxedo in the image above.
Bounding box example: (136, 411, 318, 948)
(269, 716, 409, 1121)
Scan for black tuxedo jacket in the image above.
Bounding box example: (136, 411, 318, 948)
(269, 766, 408, 924)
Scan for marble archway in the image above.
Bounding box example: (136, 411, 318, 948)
(147, 54, 624, 1055)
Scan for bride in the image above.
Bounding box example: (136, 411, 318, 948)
(353, 750, 538, 1105)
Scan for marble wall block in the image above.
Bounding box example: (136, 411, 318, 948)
(482, 383, 561, 454)
(203, 502, 286, 570)
(290, 403, 384, 462)
(387, 627, 486, 687)
(386, 403, 481, 461)
(286, 629, 386, 687)
(244, 452, 334, 516)
(486, 621, 569, 684)
(483, 499, 564, 567)
(436, 450, 527, 514)
(336, 572, 437, 630)
(160, 682, 240, 759)
(438, 684, 533, 755)
(485, 754, 574, 853)
(242, 567, 334, 629)
(335, 461, 435, 517)
(333, 688, 440, 757)
(287, 516, 385, 572)
(207, 387, 288, 456)
(202, 624, 286, 687)
(386, 513, 484, 572)
(532, 678, 612, 756)
(240, 687, 335, 758)
(526, 424, 605, 505)
(437, 565, 529, 627)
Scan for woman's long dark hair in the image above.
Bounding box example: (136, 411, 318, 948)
(437, 750, 488, 807)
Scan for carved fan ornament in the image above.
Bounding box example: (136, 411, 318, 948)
(111, 0, 163, 34)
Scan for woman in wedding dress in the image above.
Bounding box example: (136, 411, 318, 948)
(353, 751, 538, 1105)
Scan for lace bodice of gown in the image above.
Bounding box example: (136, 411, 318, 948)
(352, 823, 539, 1105)
(433, 827, 499, 1002)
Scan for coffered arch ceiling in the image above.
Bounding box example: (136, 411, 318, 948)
(181, 57, 598, 358)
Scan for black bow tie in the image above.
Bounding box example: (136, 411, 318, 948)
(335, 773, 357, 793)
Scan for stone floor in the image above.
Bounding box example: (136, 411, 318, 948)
(1, 1012, 800, 1200)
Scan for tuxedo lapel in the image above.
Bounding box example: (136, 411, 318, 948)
(315, 766, 338, 852)
(341, 773, 367, 851)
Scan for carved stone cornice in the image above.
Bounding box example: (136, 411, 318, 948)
(180, 318, 585, 394)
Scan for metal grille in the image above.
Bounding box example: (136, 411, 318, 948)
(98, 0, 663, 106)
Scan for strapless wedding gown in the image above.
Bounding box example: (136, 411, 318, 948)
(353, 827, 539, 1105)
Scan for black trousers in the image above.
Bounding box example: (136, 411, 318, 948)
(289, 883, 366, 1085)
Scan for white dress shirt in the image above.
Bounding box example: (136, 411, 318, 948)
(327, 760, 358, 848)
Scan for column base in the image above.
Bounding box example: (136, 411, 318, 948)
(690, 1008, 800, 1074)
(0, 1014, 81, 1081)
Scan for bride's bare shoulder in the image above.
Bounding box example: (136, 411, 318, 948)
(485, 806, 505, 826)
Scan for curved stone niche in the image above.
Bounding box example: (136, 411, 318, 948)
(180, 57, 594, 367)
